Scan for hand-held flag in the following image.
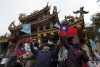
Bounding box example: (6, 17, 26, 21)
(59, 25, 68, 36)
(21, 24, 31, 34)
(54, 22, 61, 29)
(59, 25, 77, 37)
(89, 39, 96, 48)
(67, 27, 77, 37)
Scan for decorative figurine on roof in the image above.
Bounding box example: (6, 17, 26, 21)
(53, 6, 57, 13)
(73, 7, 89, 20)
(66, 15, 75, 23)
(64, 15, 75, 26)
(19, 13, 26, 19)
(46, 2, 50, 10)
(9, 21, 16, 28)
(64, 16, 69, 24)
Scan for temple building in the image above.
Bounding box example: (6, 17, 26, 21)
(0, 5, 94, 57)
(8, 4, 60, 49)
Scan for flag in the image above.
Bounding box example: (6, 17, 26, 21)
(67, 27, 77, 37)
(59, 25, 68, 36)
(89, 39, 96, 48)
(59, 25, 77, 37)
(15, 48, 26, 58)
(54, 22, 61, 29)
(15, 49, 22, 58)
(21, 24, 31, 34)
(97, 0, 100, 3)
(98, 28, 100, 32)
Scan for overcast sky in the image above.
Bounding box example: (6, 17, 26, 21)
(0, 0, 99, 35)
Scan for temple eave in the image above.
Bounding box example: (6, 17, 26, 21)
(19, 5, 50, 23)
(9, 13, 59, 31)
(19, 29, 59, 38)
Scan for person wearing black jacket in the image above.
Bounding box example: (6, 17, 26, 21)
(30, 42, 59, 67)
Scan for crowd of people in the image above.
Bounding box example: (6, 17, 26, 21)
(0, 36, 100, 67)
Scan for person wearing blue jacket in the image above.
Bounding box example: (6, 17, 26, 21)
(30, 42, 59, 67)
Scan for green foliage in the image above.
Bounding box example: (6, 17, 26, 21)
(88, 12, 100, 38)
(91, 12, 100, 28)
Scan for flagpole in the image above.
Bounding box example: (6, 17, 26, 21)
(30, 34, 32, 40)
(30, 22, 32, 41)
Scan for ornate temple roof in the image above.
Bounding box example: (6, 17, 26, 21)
(8, 13, 59, 33)
(19, 4, 50, 23)
(8, 5, 59, 32)
(8, 21, 22, 32)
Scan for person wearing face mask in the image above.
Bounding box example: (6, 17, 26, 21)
(47, 39, 59, 67)
(48, 40, 53, 45)
(30, 41, 60, 67)
(60, 36, 89, 67)
(47, 39, 55, 52)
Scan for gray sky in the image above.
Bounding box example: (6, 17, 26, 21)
(0, 0, 99, 35)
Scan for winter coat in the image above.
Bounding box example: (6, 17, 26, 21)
(49, 45, 59, 67)
(60, 37, 89, 67)
(30, 42, 59, 67)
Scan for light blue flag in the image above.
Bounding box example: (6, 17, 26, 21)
(54, 22, 61, 29)
(21, 24, 31, 34)
(89, 39, 96, 48)
(98, 28, 100, 32)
